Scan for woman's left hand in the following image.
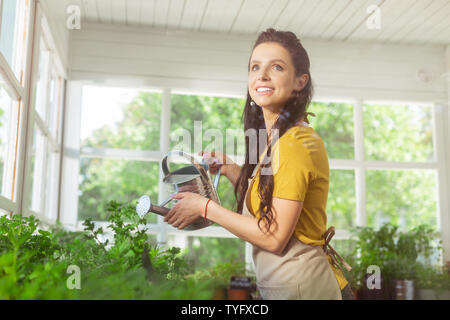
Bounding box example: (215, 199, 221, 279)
(164, 193, 209, 229)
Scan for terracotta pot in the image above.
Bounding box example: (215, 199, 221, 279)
(352, 288, 360, 300)
(212, 287, 227, 300)
(227, 288, 250, 300)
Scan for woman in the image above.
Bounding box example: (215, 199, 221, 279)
(164, 28, 353, 300)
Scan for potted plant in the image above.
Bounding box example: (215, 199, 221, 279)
(415, 263, 450, 300)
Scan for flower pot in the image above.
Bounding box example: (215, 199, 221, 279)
(212, 287, 227, 300)
(392, 280, 414, 300)
(415, 289, 450, 300)
(227, 288, 250, 300)
(359, 274, 385, 300)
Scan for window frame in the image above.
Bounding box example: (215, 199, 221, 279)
(17, 3, 66, 226)
(69, 85, 450, 269)
(0, 0, 35, 216)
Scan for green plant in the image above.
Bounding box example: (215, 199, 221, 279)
(0, 201, 234, 299)
(347, 222, 441, 293)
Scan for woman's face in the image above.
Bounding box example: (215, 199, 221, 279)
(248, 41, 308, 113)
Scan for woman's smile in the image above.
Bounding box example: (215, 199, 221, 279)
(255, 86, 275, 95)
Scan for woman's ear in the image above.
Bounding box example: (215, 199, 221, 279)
(294, 74, 309, 91)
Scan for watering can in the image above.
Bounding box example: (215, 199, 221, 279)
(136, 150, 221, 230)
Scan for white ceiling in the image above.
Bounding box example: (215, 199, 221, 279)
(49, 0, 450, 45)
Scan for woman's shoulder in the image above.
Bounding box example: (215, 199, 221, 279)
(271, 125, 327, 172)
(277, 125, 325, 153)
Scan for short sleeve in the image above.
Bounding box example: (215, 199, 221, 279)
(271, 137, 315, 202)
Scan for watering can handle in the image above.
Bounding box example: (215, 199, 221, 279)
(161, 150, 201, 177)
(162, 150, 222, 190)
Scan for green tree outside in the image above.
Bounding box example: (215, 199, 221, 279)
(78, 89, 438, 268)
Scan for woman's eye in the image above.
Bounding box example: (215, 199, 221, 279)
(251, 65, 258, 71)
(274, 64, 283, 71)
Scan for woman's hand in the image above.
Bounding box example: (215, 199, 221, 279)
(199, 151, 232, 175)
(164, 193, 208, 230)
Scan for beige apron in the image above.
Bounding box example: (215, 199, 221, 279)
(243, 168, 343, 300)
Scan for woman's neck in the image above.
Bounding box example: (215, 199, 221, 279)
(262, 108, 280, 144)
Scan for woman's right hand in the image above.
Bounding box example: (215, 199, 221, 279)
(199, 151, 232, 175)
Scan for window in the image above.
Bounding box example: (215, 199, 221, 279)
(0, 0, 31, 82)
(308, 100, 439, 239)
(0, 85, 18, 200)
(79, 86, 163, 222)
(363, 103, 434, 162)
(309, 101, 354, 159)
(25, 19, 65, 221)
(363, 102, 437, 230)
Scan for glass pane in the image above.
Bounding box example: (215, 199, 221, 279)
(308, 101, 354, 159)
(327, 169, 356, 229)
(78, 158, 159, 222)
(29, 126, 46, 213)
(170, 94, 245, 156)
(34, 38, 50, 121)
(44, 148, 59, 221)
(217, 177, 236, 211)
(0, 0, 17, 67)
(81, 86, 161, 150)
(184, 236, 245, 270)
(366, 169, 437, 230)
(0, 86, 15, 199)
(47, 67, 61, 138)
(0, 0, 30, 81)
(363, 103, 434, 162)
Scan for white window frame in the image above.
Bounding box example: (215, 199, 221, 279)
(0, 0, 34, 216)
(65, 84, 450, 269)
(17, 2, 66, 226)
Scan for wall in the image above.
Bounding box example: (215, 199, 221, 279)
(68, 23, 448, 103)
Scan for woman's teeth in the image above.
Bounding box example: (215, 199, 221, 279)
(257, 88, 274, 92)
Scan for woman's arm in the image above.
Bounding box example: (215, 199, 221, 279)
(222, 163, 241, 187)
(165, 193, 303, 255)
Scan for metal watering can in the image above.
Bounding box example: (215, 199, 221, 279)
(136, 150, 221, 230)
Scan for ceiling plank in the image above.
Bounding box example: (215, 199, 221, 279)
(346, 0, 403, 42)
(179, 0, 207, 30)
(312, 0, 352, 38)
(81, 0, 99, 23)
(372, 0, 434, 43)
(400, 0, 450, 45)
(229, 0, 273, 34)
(154, 0, 171, 29)
(299, 0, 345, 37)
(140, 0, 155, 27)
(320, 0, 368, 40)
(126, 0, 142, 26)
(111, 0, 127, 25)
(96, 0, 112, 24)
(388, 0, 449, 44)
(167, 0, 185, 30)
(331, 0, 379, 41)
(256, 0, 291, 34)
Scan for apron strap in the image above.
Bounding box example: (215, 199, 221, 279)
(322, 226, 352, 272)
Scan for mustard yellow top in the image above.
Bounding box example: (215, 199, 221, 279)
(247, 125, 348, 290)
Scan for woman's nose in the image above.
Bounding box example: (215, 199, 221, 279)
(257, 67, 270, 81)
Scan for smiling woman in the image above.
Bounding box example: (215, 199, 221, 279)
(164, 29, 351, 300)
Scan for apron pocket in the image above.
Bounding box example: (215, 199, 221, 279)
(257, 282, 301, 300)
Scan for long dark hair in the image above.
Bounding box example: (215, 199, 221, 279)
(234, 28, 314, 232)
